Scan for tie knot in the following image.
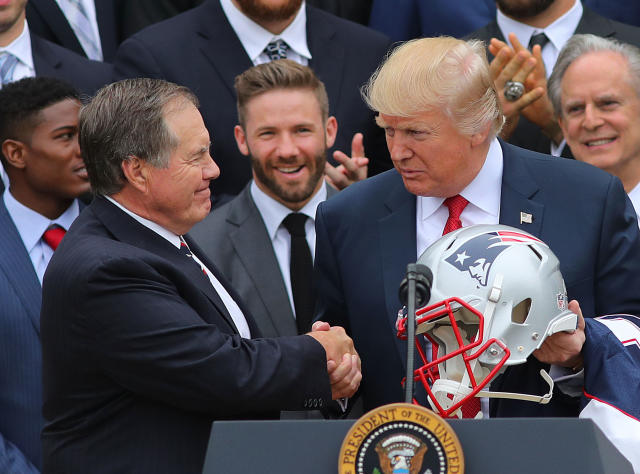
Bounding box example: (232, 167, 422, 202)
(283, 213, 308, 237)
(0, 52, 19, 85)
(528, 32, 550, 50)
(264, 39, 289, 61)
(443, 195, 469, 220)
(43, 225, 66, 251)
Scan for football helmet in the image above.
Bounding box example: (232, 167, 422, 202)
(397, 224, 577, 419)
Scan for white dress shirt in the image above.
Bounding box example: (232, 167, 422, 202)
(105, 196, 251, 338)
(416, 138, 503, 258)
(3, 189, 79, 284)
(220, 0, 311, 66)
(251, 180, 327, 318)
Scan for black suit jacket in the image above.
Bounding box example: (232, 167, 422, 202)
(40, 197, 331, 474)
(314, 140, 640, 416)
(467, 6, 640, 155)
(26, 0, 121, 61)
(31, 32, 113, 96)
(113, 0, 392, 204)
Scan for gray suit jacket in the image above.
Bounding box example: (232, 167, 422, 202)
(189, 182, 337, 338)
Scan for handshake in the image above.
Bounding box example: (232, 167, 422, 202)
(307, 321, 362, 400)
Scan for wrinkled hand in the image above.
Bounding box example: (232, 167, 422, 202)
(533, 300, 585, 370)
(308, 321, 362, 399)
(490, 34, 562, 144)
(325, 133, 369, 190)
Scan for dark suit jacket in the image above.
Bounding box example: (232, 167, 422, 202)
(189, 182, 337, 338)
(113, 0, 392, 204)
(40, 197, 331, 474)
(467, 7, 640, 155)
(314, 141, 640, 416)
(0, 202, 42, 473)
(26, 0, 121, 61)
(31, 32, 113, 96)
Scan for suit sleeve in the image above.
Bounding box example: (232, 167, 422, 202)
(0, 436, 39, 474)
(67, 255, 331, 416)
(594, 176, 640, 316)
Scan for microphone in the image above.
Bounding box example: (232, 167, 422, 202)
(398, 264, 433, 404)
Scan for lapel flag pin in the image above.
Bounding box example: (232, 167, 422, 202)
(520, 212, 533, 224)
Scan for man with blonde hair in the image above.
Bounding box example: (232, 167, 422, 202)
(314, 36, 640, 418)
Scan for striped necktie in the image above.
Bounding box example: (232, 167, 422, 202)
(0, 52, 18, 86)
(59, 0, 102, 60)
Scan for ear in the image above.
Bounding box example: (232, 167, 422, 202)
(325, 116, 338, 148)
(234, 125, 250, 156)
(2, 139, 27, 170)
(120, 155, 150, 193)
(557, 115, 567, 135)
(470, 123, 491, 148)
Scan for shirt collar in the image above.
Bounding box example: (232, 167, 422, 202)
(496, 0, 582, 54)
(104, 195, 182, 249)
(220, 0, 311, 62)
(0, 20, 34, 71)
(417, 138, 503, 221)
(250, 179, 326, 240)
(3, 188, 79, 252)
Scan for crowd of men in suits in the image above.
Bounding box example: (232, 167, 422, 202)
(2, 0, 640, 472)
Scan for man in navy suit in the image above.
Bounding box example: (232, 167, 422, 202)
(314, 37, 640, 417)
(40, 78, 361, 473)
(113, 0, 391, 207)
(0, 77, 88, 473)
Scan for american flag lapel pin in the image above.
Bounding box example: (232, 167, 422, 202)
(520, 212, 533, 224)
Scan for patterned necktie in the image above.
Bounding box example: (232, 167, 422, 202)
(528, 32, 550, 51)
(179, 236, 208, 277)
(282, 213, 313, 334)
(59, 0, 102, 60)
(442, 195, 481, 418)
(42, 225, 66, 251)
(0, 52, 19, 86)
(264, 39, 289, 61)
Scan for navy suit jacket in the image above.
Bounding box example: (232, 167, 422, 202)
(0, 202, 42, 473)
(467, 7, 640, 156)
(31, 32, 113, 96)
(26, 0, 121, 61)
(314, 141, 640, 416)
(40, 197, 330, 474)
(113, 0, 392, 204)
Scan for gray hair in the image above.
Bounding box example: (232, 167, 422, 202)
(549, 34, 640, 117)
(79, 78, 199, 195)
(362, 36, 504, 137)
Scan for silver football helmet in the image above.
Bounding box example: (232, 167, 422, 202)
(397, 224, 577, 418)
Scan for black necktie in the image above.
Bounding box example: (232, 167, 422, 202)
(528, 32, 550, 50)
(282, 213, 313, 334)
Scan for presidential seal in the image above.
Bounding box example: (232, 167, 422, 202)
(338, 403, 464, 474)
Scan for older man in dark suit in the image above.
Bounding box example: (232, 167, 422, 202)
(314, 37, 640, 417)
(113, 0, 391, 207)
(40, 78, 361, 474)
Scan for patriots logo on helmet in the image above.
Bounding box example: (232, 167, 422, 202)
(445, 231, 543, 286)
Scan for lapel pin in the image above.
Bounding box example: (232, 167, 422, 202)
(520, 212, 533, 224)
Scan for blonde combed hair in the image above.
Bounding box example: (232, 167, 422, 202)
(363, 37, 503, 137)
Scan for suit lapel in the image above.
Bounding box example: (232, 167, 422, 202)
(306, 7, 345, 114)
(195, 1, 253, 99)
(92, 198, 240, 334)
(31, 34, 62, 76)
(0, 204, 42, 334)
(378, 174, 418, 360)
(95, 0, 118, 60)
(28, 0, 84, 54)
(575, 7, 616, 38)
(499, 141, 545, 236)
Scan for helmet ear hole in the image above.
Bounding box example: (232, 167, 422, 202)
(512, 298, 532, 324)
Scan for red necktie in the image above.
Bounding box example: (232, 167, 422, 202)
(441, 195, 481, 418)
(42, 226, 66, 251)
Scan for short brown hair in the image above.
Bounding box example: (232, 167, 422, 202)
(235, 59, 329, 127)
